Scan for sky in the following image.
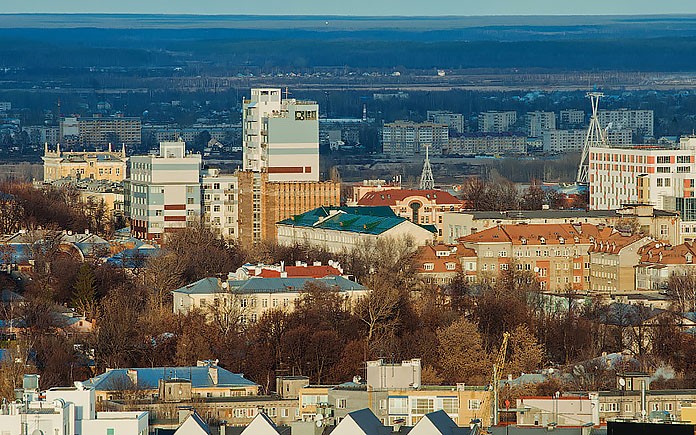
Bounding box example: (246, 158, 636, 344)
(4, 0, 696, 16)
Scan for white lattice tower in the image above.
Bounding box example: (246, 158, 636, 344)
(576, 92, 607, 184)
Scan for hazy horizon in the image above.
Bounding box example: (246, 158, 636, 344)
(4, 0, 696, 16)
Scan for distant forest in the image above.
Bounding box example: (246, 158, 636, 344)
(2, 15, 696, 72)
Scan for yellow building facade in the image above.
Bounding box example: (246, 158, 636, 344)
(42, 143, 127, 182)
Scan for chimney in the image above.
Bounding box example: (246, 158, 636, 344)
(127, 369, 138, 386)
(255, 266, 261, 276)
(209, 366, 219, 385)
(280, 261, 285, 272)
(313, 261, 321, 266)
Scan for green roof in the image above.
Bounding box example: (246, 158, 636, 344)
(279, 206, 411, 236)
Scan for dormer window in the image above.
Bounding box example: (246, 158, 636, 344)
(521, 237, 527, 245)
(540, 237, 546, 245)
(559, 237, 565, 244)
(687, 254, 693, 264)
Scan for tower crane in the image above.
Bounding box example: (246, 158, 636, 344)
(478, 331, 510, 430)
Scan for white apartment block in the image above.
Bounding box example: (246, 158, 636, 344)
(560, 109, 585, 126)
(446, 133, 526, 155)
(598, 109, 654, 137)
(426, 111, 466, 134)
(0, 382, 148, 435)
(477, 111, 517, 133)
(201, 169, 239, 240)
(525, 111, 556, 137)
(606, 128, 633, 145)
(242, 88, 319, 182)
(589, 139, 696, 232)
(382, 121, 449, 156)
(127, 140, 202, 241)
(542, 129, 586, 153)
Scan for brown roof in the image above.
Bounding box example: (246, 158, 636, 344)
(589, 231, 647, 254)
(638, 242, 696, 265)
(415, 245, 462, 274)
(459, 223, 599, 246)
(357, 189, 462, 206)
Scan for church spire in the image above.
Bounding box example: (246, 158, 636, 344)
(419, 144, 435, 190)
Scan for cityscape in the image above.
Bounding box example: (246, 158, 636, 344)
(4, 3, 696, 435)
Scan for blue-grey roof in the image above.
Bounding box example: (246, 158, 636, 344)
(420, 410, 461, 434)
(347, 408, 390, 435)
(173, 276, 366, 296)
(82, 364, 258, 390)
(277, 206, 410, 236)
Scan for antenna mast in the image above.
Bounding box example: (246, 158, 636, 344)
(577, 92, 607, 184)
(419, 144, 435, 190)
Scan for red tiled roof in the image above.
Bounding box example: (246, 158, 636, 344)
(256, 266, 341, 278)
(357, 189, 462, 206)
(638, 242, 696, 265)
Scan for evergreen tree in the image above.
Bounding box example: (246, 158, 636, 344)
(72, 263, 96, 319)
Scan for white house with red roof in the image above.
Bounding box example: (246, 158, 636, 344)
(232, 260, 345, 280)
(355, 189, 462, 241)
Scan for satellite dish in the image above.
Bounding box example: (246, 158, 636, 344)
(619, 378, 626, 387)
(534, 267, 540, 273)
(32, 430, 44, 435)
(316, 420, 323, 427)
(221, 282, 229, 289)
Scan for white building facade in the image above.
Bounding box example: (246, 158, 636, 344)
(242, 88, 319, 182)
(477, 111, 517, 133)
(126, 140, 202, 241)
(598, 109, 654, 137)
(201, 169, 239, 240)
(525, 111, 556, 138)
(382, 121, 449, 156)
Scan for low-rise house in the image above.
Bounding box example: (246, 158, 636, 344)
(276, 206, 435, 253)
(589, 231, 652, 294)
(173, 412, 210, 435)
(635, 242, 696, 292)
(82, 360, 259, 403)
(172, 275, 368, 323)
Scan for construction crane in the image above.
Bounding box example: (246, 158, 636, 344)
(478, 331, 510, 430)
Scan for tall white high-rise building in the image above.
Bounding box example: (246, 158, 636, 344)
(478, 111, 517, 133)
(242, 88, 319, 182)
(126, 139, 202, 241)
(525, 111, 556, 137)
(598, 109, 654, 137)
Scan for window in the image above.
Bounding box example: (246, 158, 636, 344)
(187, 197, 195, 204)
(664, 403, 674, 411)
(657, 156, 670, 164)
(107, 430, 115, 435)
(468, 399, 481, 410)
(412, 398, 434, 414)
(500, 263, 508, 270)
(423, 263, 434, 271)
(677, 155, 690, 163)
(389, 397, 408, 414)
(678, 166, 691, 173)
(651, 403, 659, 412)
(234, 408, 245, 418)
(600, 403, 619, 412)
(446, 263, 456, 271)
(441, 397, 458, 414)
(336, 398, 347, 409)
(282, 408, 289, 417)
(625, 403, 632, 413)
(657, 167, 671, 173)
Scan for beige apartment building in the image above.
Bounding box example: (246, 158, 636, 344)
(459, 223, 607, 292)
(42, 143, 127, 182)
(588, 231, 652, 294)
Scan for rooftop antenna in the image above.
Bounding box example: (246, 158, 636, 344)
(419, 143, 435, 190)
(284, 87, 290, 100)
(576, 92, 607, 184)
